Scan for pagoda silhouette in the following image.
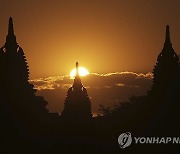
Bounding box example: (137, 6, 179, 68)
(61, 62, 92, 120)
(152, 25, 180, 92)
(147, 25, 180, 135)
(0, 17, 51, 125)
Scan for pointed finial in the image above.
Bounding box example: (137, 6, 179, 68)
(76, 62, 79, 76)
(165, 25, 171, 43)
(5, 17, 17, 49)
(163, 25, 173, 50)
(8, 17, 14, 35)
(73, 62, 83, 89)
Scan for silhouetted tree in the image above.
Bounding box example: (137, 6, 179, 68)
(98, 104, 111, 116)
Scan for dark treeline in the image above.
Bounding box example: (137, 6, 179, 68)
(0, 18, 180, 153)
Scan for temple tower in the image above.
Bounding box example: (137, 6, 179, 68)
(61, 62, 92, 120)
(152, 25, 180, 91)
(0, 17, 49, 120)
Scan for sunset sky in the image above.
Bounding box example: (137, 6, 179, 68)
(0, 0, 179, 113)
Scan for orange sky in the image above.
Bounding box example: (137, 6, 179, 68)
(0, 0, 180, 78)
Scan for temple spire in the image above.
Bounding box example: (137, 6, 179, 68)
(76, 62, 79, 76)
(73, 62, 82, 89)
(163, 25, 172, 49)
(5, 17, 18, 49)
(165, 25, 171, 43)
(8, 17, 14, 35)
(153, 25, 179, 88)
(62, 62, 92, 119)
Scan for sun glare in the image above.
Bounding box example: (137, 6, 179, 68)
(70, 67, 89, 78)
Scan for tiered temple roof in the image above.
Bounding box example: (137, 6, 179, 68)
(61, 62, 92, 120)
(0, 17, 50, 121)
(152, 25, 180, 91)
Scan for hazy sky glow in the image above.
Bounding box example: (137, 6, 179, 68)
(0, 0, 180, 78)
(0, 0, 179, 113)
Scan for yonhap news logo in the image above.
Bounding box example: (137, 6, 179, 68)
(118, 132, 180, 149)
(118, 132, 132, 148)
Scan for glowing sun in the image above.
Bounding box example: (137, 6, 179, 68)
(70, 67, 89, 78)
